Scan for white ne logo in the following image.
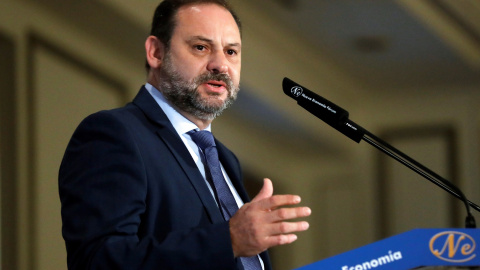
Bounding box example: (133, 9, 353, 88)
(291, 86, 303, 97)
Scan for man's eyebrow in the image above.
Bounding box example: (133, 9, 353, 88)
(227, 42, 242, 48)
(188, 36, 213, 44)
(188, 36, 241, 48)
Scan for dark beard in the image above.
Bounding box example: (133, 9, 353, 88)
(157, 52, 239, 121)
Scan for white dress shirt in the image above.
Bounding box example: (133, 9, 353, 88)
(145, 83, 265, 269)
(145, 83, 245, 208)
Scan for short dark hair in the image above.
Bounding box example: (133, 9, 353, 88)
(146, 0, 242, 71)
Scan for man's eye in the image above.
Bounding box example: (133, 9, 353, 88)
(226, 49, 237, 56)
(195, 45, 206, 51)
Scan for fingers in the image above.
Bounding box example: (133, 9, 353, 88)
(251, 178, 303, 211)
(257, 194, 303, 212)
(268, 220, 310, 236)
(267, 206, 312, 223)
(265, 234, 299, 247)
(251, 178, 273, 203)
(251, 179, 312, 223)
(230, 178, 312, 257)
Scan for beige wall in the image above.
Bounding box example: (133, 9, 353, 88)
(1, 0, 479, 270)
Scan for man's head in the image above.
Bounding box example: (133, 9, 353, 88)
(145, 0, 242, 124)
(147, 0, 242, 71)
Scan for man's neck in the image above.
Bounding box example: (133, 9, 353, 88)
(178, 110, 212, 130)
(146, 78, 213, 130)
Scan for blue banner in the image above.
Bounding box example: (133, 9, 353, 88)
(296, 228, 480, 270)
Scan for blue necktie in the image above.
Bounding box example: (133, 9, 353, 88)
(189, 130, 262, 270)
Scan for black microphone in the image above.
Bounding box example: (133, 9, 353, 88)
(282, 77, 365, 143)
(282, 77, 479, 228)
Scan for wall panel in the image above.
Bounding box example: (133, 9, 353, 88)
(377, 126, 458, 237)
(0, 32, 17, 270)
(28, 34, 127, 270)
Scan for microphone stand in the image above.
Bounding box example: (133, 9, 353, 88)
(360, 126, 478, 228)
(340, 117, 477, 228)
(282, 77, 479, 229)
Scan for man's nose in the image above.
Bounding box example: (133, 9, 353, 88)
(207, 51, 228, 74)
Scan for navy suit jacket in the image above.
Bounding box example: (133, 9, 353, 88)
(59, 86, 272, 270)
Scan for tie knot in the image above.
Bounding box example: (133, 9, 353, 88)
(188, 130, 216, 151)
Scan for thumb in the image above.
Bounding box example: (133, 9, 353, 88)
(251, 178, 273, 203)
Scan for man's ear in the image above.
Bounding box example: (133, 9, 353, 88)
(145, 36, 165, 69)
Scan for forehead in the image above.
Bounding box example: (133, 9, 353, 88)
(173, 3, 241, 41)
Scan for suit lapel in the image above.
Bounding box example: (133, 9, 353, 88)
(131, 87, 272, 269)
(132, 87, 224, 223)
(216, 140, 251, 203)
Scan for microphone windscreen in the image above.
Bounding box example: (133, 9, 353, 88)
(282, 77, 364, 143)
(282, 77, 349, 125)
(283, 77, 303, 100)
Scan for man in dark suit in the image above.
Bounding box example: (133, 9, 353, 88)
(59, 0, 311, 269)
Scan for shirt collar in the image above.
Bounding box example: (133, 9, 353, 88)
(145, 83, 211, 136)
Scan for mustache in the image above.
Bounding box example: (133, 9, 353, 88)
(194, 72, 234, 91)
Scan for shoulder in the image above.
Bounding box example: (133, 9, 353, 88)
(74, 103, 145, 135)
(63, 104, 146, 160)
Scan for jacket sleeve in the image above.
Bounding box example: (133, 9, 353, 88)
(59, 111, 238, 270)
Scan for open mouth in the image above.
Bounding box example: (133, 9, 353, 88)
(208, 83, 222, 88)
(207, 80, 227, 88)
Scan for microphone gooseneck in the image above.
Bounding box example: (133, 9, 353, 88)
(282, 77, 478, 228)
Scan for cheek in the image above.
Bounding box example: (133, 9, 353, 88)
(179, 66, 204, 83)
(183, 69, 199, 82)
(230, 65, 241, 86)
(170, 52, 205, 81)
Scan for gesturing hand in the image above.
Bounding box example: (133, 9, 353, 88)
(229, 178, 311, 257)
